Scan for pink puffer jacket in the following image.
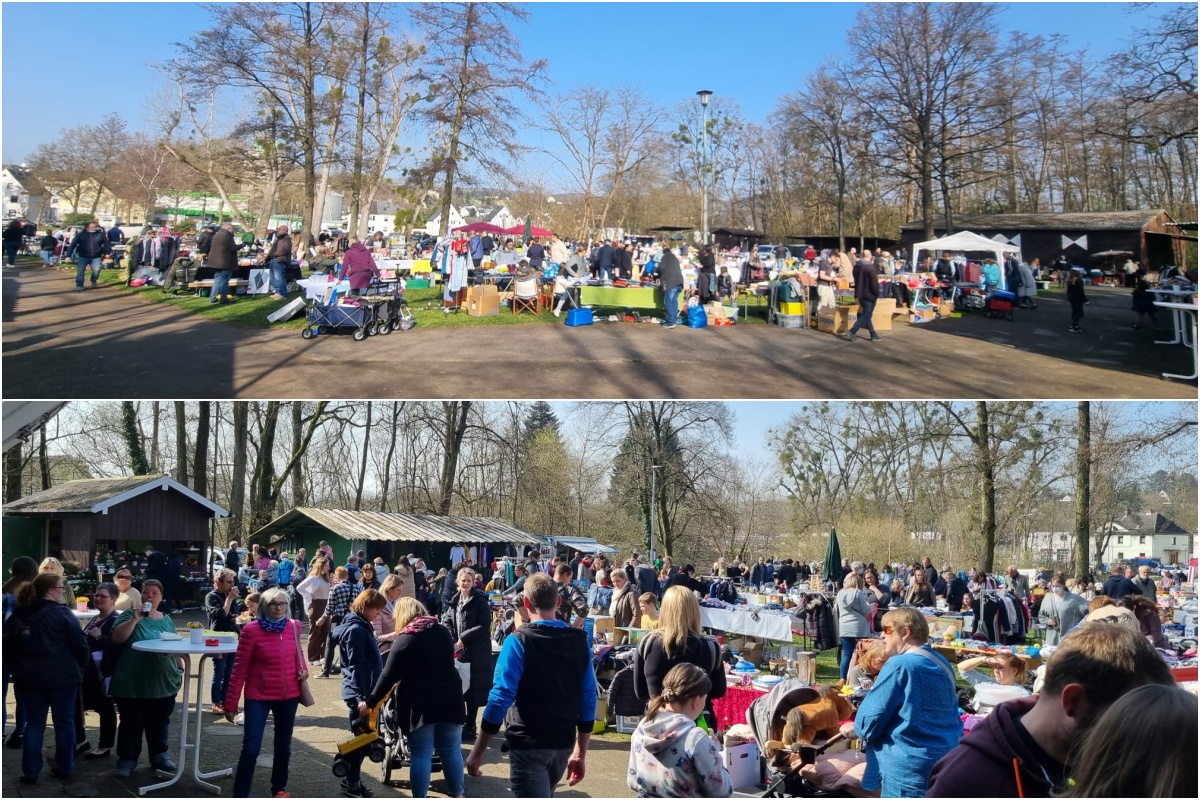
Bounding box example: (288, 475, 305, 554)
(224, 619, 305, 712)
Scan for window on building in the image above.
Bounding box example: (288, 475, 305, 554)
(1172, 537, 1177, 545)
(1139, 535, 1146, 544)
(1117, 552, 1125, 560)
(1117, 536, 1124, 544)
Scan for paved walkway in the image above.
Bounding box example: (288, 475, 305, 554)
(3, 263, 1194, 398)
(1, 610, 635, 799)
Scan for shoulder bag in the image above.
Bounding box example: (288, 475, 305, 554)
(293, 622, 315, 707)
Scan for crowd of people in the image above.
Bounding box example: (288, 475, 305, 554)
(4, 542, 1194, 798)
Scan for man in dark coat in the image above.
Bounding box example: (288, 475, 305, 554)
(207, 223, 240, 304)
(264, 225, 292, 300)
(595, 240, 615, 281)
(656, 246, 684, 328)
(1100, 567, 1139, 600)
(65, 220, 111, 292)
(845, 251, 881, 342)
(616, 242, 634, 281)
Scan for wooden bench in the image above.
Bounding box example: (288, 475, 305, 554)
(185, 279, 248, 296)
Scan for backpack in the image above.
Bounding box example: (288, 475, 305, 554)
(3, 604, 58, 665)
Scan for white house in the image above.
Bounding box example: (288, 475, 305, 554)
(465, 204, 517, 230)
(2, 166, 49, 223)
(1025, 530, 1074, 563)
(423, 204, 464, 236)
(1099, 511, 1192, 566)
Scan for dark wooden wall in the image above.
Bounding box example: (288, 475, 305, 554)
(54, 489, 213, 568)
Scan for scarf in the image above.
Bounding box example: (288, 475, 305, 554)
(259, 615, 289, 634)
(401, 615, 438, 636)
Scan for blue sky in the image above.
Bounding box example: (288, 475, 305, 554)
(1, 2, 1174, 187)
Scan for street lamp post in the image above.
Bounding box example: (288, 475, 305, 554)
(697, 90, 713, 247)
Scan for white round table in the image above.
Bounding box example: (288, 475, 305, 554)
(132, 636, 238, 796)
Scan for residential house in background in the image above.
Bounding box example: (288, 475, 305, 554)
(1100, 510, 1193, 565)
(423, 204, 465, 236)
(2, 166, 51, 223)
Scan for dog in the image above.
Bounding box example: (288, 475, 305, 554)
(780, 684, 855, 747)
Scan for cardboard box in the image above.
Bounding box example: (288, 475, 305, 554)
(722, 742, 763, 790)
(938, 300, 955, 318)
(911, 307, 938, 324)
(591, 615, 614, 641)
(833, 306, 857, 335)
(466, 284, 499, 316)
(733, 637, 765, 666)
(855, 299, 893, 332)
(817, 309, 838, 333)
(593, 697, 608, 733)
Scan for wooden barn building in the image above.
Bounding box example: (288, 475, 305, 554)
(898, 209, 1192, 269)
(2, 475, 228, 573)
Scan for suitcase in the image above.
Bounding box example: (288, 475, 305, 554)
(565, 308, 594, 327)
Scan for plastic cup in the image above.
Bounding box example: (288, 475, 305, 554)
(190, 628, 204, 645)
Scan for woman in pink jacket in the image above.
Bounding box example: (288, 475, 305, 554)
(223, 588, 307, 798)
(340, 240, 380, 296)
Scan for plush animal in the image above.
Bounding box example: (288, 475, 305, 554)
(781, 684, 855, 747)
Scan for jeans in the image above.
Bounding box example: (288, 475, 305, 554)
(40, 249, 54, 266)
(839, 636, 859, 680)
(407, 722, 464, 798)
(3, 663, 26, 737)
(22, 686, 77, 778)
(322, 615, 344, 674)
(75, 256, 102, 288)
(664, 285, 683, 326)
(849, 298, 877, 337)
(115, 695, 175, 770)
(509, 746, 571, 798)
(77, 685, 116, 751)
(269, 259, 288, 296)
(210, 269, 233, 303)
(233, 697, 298, 798)
(211, 653, 236, 706)
(3, 240, 18, 266)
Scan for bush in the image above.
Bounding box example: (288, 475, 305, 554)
(62, 212, 97, 228)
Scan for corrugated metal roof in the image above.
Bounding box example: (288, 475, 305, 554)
(252, 507, 543, 545)
(546, 536, 620, 555)
(900, 210, 1166, 232)
(2, 474, 228, 517)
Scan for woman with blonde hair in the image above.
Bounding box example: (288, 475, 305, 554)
(295, 557, 332, 663)
(442, 568, 491, 742)
(373, 574, 405, 652)
(836, 572, 873, 680)
(38, 558, 76, 605)
(360, 597, 465, 798)
(632, 586, 726, 726)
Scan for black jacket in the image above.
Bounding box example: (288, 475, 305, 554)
(853, 259, 880, 301)
(657, 249, 683, 290)
(596, 244, 615, 269)
(776, 564, 798, 589)
(633, 631, 726, 704)
(634, 564, 658, 597)
(443, 588, 493, 705)
(667, 572, 704, 594)
(6, 599, 88, 691)
(205, 589, 239, 633)
(332, 611, 382, 703)
(67, 229, 111, 260)
(945, 577, 968, 613)
(1101, 575, 1138, 600)
(365, 621, 466, 733)
(206, 228, 239, 271)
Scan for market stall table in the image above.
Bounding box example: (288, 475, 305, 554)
(1150, 287, 1195, 345)
(700, 606, 794, 642)
(579, 285, 666, 310)
(711, 684, 767, 732)
(72, 608, 99, 625)
(931, 643, 1042, 672)
(1152, 301, 1198, 381)
(131, 635, 239, 796)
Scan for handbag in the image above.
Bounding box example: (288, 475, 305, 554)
(293, 622, 315, 707)
(454, 657, 471, 695)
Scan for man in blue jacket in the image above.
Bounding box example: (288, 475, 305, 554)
(65, 220, 111, 292)
(466, 573, 595, 798)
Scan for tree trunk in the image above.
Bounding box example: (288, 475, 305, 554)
(174, 401, 190, 486)
(349, 2, 370, 238)
(436, 3, 477, 237)
(121, 402, 151, 475)
(291, 402, 306, 509)
(437, 401, 471, 515)
(3, 443, 22, 502)
(39, 425, 51, 491)
(1073, 401, 1092, 573)
(379, 402, 402, 512)
(149, 401, 161, 473)
(355, 402, 372, 511)
(976, 401, 996, 572)
(249, 401, 283, 532)
(229, 402, 249, 539)
(193, 402, 211, 496)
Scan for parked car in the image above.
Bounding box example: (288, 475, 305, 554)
(207, 546, 250, 580)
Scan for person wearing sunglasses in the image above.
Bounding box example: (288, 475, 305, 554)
(6, 574, 88, 784)
(112, 571, 141, 612)
(843, 607, 961, 798)
(78, 583, 120, 759)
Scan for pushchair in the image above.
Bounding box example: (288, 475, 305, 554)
(984, 289, 1017, 320)
(377, 689, 442, 786)
(745, 680, 859, 798)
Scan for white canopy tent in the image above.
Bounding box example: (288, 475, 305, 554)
(910, 230, 1022, 291)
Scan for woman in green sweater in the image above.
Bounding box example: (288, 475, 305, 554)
(108, 580, 183, 779)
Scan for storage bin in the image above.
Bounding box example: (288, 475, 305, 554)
(776, 312, 805, 328)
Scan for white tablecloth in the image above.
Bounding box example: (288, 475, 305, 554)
(700, 607, 793, 641)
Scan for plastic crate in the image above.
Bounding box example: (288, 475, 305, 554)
(776, 312, 806, 328)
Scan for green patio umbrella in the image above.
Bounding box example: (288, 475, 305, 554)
(522, 214, 532, 244)
(823, 527, 842, 586)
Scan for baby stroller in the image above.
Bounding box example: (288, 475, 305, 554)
(377, 689, 442, 786)
(746, 680, 857, 798)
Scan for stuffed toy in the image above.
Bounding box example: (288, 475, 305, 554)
(781, 684, 855, 747)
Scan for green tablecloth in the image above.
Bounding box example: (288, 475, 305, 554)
(579, 285, 674, 310)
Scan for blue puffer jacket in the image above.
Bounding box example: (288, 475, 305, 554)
(333, 611, 382, 703)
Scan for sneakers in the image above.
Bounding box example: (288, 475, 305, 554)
(663, 322, 677, 329)
(845, 331, 858, 342)
(273, 792, 291, 798)
(270, 292, 286, 301)
(151, 756, 178, 773)
(75, 286, 84, 292)
(1068, 326, 1084, 333)
(869, 335, 882, 342)
(113, 762, 134, 778)
(343, 782, 374, 798)
(210, 703, 225, 715)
